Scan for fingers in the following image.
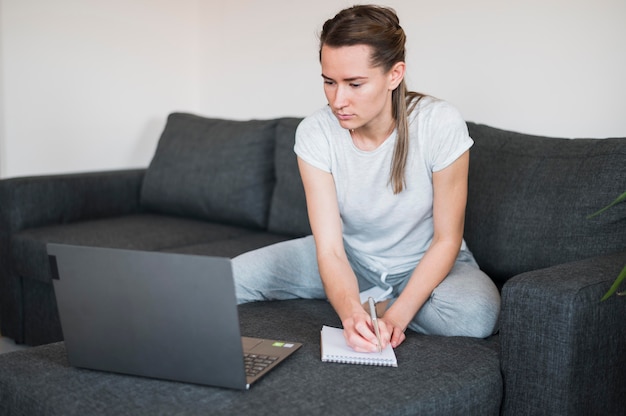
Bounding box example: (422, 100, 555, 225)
(379, 317, 406, 349)
(375, 319, 392, 348)
(343, 313, 386, 353)
(342, 304, 412, 352)
(348, 320, 380, 353)
(389, 326, 406, 348)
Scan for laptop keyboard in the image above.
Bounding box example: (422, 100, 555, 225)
(244, 353, 279, 377)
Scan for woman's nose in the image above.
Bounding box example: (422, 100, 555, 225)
(332, 86, 349, 109)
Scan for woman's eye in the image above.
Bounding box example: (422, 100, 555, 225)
(350, 83, 362, 88)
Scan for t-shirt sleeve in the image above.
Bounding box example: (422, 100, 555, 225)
(294, 111, 333, 173)
(423, 101, 474, 172)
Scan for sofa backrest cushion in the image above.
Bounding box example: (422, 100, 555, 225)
(267, 118, 311, 236)
(465, 123, 626, 285)
(140, 113, 277, 229)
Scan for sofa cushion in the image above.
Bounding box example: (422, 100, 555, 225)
(161, 232, 292, 257)
(11, 214, 267, 283)
(465, 123, 626, 284)
(267, 118, 311, 236)
(0, 300, 502, 415)
(140, 113, 277, 229)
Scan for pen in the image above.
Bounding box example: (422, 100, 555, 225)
(368, 296, 382, 353)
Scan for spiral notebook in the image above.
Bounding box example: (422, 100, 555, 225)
(320, 326, 398, 367)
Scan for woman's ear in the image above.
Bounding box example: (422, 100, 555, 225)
(388, 61, 406, 90)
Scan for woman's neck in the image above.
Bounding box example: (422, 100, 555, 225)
(350, 118, 396, 151)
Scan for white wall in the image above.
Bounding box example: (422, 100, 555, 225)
(0, 0, 201, 177)
(1, 0, 625, 178)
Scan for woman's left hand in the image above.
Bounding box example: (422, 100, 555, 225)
(379, 316, 407, 348)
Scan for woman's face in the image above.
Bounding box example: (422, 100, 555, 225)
(320, 44, 403, 133)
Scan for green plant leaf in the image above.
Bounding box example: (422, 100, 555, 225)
(587, 191, 626, 219)
(601, 264, 626, 302)
(589, 190, 626, 300)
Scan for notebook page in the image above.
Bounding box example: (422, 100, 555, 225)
(320, 326, 397, 367)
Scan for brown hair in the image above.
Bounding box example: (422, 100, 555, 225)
(320, 5, 423, 194)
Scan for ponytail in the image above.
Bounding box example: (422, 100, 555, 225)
(390, 80, 423, 194)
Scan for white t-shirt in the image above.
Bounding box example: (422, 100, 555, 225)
(294, 96, 473, 274)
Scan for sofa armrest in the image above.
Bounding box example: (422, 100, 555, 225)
(0, 169, 145, 343)
(500, 250, 626, 416)
(0, 169, 145, 233)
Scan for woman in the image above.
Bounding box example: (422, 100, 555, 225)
(233, 5, 500, 352)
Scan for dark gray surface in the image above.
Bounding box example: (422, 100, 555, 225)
(267, 117, 311, 237)
(500, 250, 626, 416)
(140, 113, 278, 229)
(14, 214, 261, 283)
(465, 123, 626, 285)
(0, 300, 502, 416)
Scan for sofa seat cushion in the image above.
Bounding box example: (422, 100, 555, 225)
(140, 113, 278, 229)
(160, 233, 292, 257)
(465, 123, 626, 285)
(0, 300, 502, 415)
(11, 214, 283, 283)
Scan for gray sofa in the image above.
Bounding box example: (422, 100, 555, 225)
(0, 112, 624, 415)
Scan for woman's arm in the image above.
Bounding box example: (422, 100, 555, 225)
(382, 150, 470, 347)
(297, 157, 385, 352)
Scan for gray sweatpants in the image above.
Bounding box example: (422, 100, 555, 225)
(232, 235, 500, 338)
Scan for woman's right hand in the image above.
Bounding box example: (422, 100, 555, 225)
(341, 306, 391, 352)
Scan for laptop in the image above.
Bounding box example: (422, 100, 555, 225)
(46, 243, 302, 390)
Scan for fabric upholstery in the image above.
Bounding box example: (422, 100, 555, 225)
(0, 169, 145, 344)
(0, 169, 144, 233)
(0, 300, 502, 416)
(465, 123, 626, 284)
(141, 113, 278, 228)
(161, 233, 291, 257)
(11, 214, 264, 284)
(500, 250, 626, 415)
(21, 277, 64, 346)
(267, 117, 311, 236)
